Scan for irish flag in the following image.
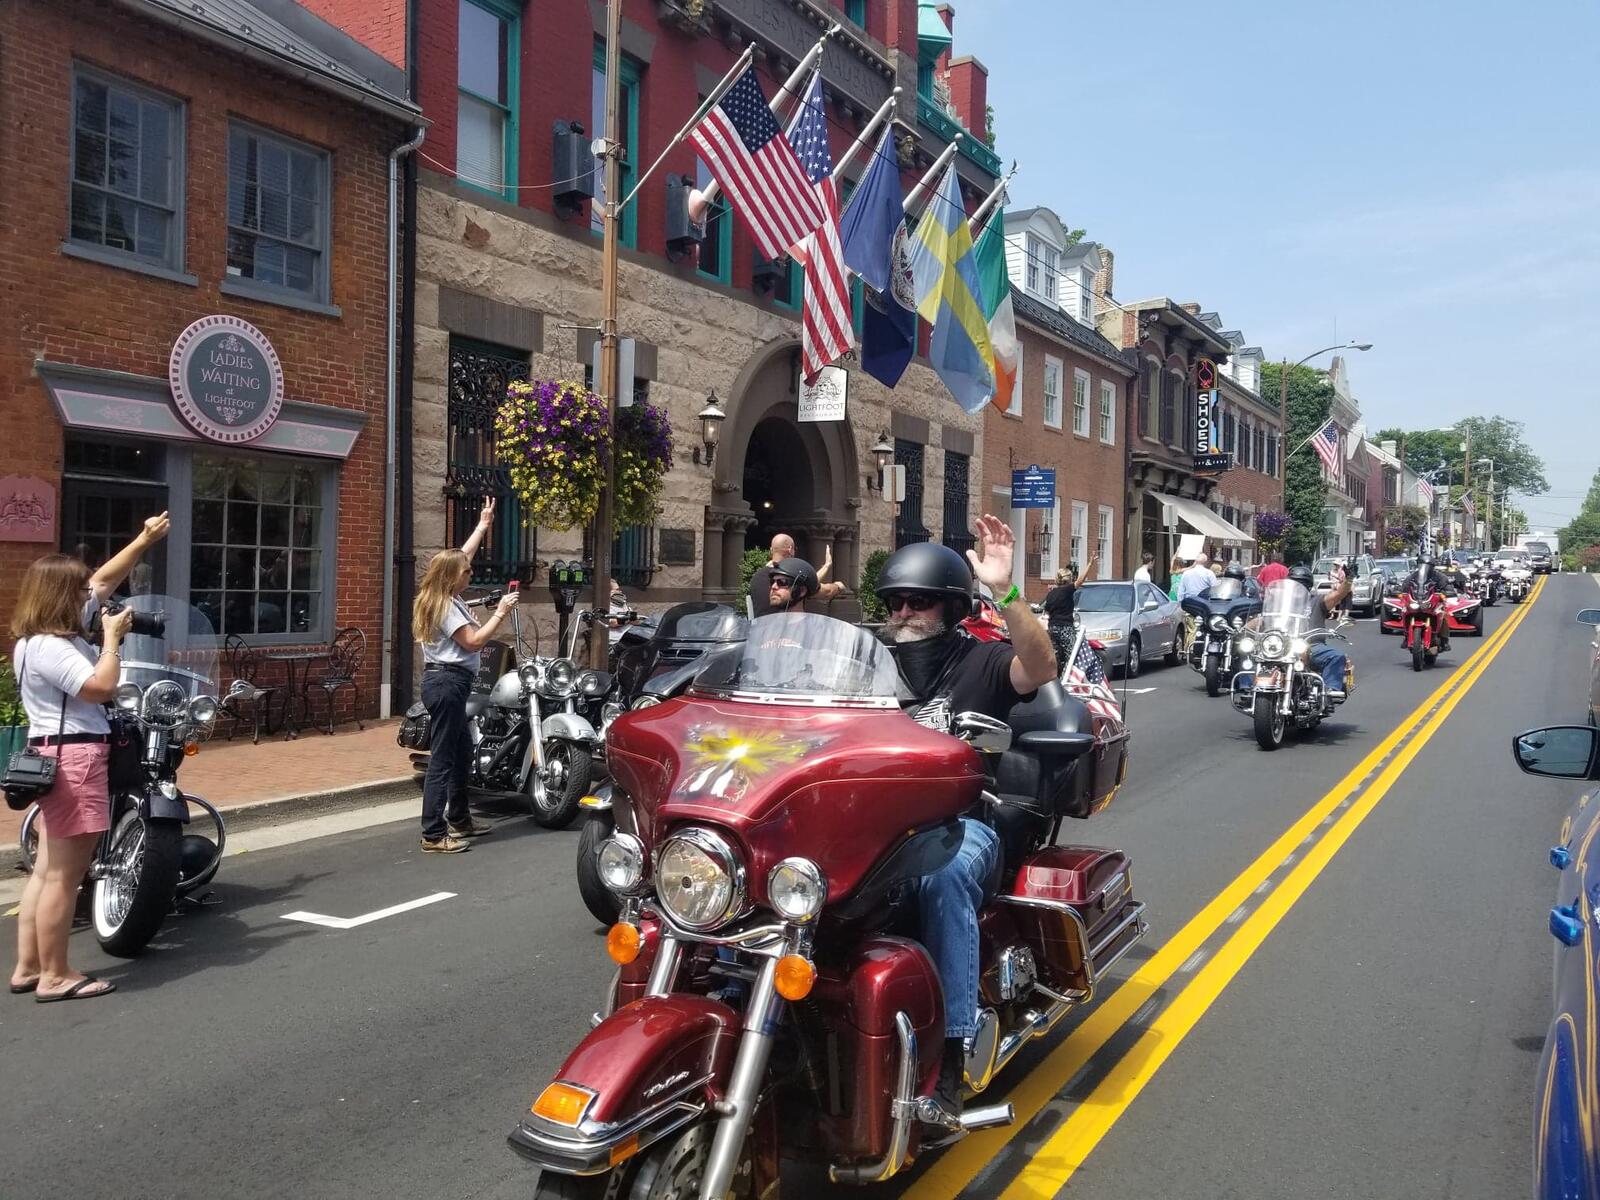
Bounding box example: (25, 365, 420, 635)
(972, 208, 1018, 412)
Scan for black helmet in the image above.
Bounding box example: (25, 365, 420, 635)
(876, 542, 975, 625)
(1224, 562, 1247, 581)
(1287, 564, 1314, 588)
(770, 557, 819, 606)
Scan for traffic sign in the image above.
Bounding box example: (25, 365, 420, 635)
(1011, 465, 1056, 510)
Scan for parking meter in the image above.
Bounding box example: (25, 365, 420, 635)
(549, 560, 593, 653)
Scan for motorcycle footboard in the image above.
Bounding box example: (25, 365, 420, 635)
(509, 995, 738, 1176)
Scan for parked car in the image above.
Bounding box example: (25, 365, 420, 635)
(1311, 554, 1388, 616)
(1072, 580, 1184, 678)
(1375, 557, 1413, 597)
(1509, 723, 1600, 1200)
(1583, 607, 1600, 726)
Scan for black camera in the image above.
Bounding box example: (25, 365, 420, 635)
(89, 599, 166, 645)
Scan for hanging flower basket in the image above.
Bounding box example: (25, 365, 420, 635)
(495, 379, 612, 532)
(1253, 510, 1293, 552)
(615, 399, 674, 529)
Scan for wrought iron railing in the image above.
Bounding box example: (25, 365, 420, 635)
(445, 338, 537, 585)
(942, 450, 974, 555)
(894, 438, 930, 549)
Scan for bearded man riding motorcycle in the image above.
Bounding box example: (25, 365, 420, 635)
(873, 515, 1059, 1121)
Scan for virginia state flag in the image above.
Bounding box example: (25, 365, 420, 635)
(909, 164, 995, 413)
(973, 210, 1018, 413)
(840, 126, 915, 388)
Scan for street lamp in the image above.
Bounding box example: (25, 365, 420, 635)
(1278, 342, 1372, 506)
(692, 391, 726, 466)
(866, 432, 894, 494)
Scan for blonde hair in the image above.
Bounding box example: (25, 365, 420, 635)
(1055, 568, 1072, 584)
(412, 549, 471, 644)
(11, 554, 92, 639)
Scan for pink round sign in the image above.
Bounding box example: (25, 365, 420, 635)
(168, 314, 285, 444)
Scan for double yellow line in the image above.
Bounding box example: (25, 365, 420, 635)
(912, 577, 1547, 1200)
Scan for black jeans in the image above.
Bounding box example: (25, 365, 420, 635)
(420, 665, 474, 839)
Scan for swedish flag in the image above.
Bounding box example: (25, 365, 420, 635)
(910, 164, 995, 414)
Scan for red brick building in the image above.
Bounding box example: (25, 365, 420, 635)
(0, 0, 419, 721)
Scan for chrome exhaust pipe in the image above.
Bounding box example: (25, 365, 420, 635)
(959, 1102, 1015, 1131)
(828, 1012, 917, 1184)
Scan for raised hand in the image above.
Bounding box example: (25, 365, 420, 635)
(965, 514, 1015, 594)
(478, 497, 497, 529)
(141, 512, 171, 544)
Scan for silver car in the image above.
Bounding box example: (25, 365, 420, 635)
(1581, 606, 1600, 725)
(1072, 580, 1184, 678)
(1312, 554, 1387, 617)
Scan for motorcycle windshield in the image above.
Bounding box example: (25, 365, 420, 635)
(653, 602, 748, 644)
(1208, 578, 1245, 602)
(691, 612, 899, 706)
(1259, 580, 1315, 638)
(117, 595, 221, 701)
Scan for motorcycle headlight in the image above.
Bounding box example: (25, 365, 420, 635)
(188, 696, 219, 725)
(114, 682, 143, 712)
(1209, 615, 1229, 633)
(579, 670, 609, 698)
(141, 680, 188, 729)
(1291, 638, 1309, 657)
(600, 701, 624, 727)
(1237, 636, 1257, 653)
(518, 661, 543, 689)
(597, 833, 647, 895)
(1261, 632, 1287, 659)
(630, 694, 662, 711)
(766, 857, 827, 924)
(655, 828, 743, 931)
(543, 658, 577, 694)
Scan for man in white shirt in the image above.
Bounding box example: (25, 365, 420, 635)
(1132, 552, 1155, 584)
(1178, 553, 1215, 602)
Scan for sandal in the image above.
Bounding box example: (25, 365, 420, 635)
(35, 975, 116, 1003)
(9, 977, 39, 995)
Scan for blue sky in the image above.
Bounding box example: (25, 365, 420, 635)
(970, 0, 1599, 531)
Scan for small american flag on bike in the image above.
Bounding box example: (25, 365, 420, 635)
(1311, 421, 1342, 479)
(1063, 637, 1123, 726)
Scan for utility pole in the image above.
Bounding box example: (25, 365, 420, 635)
(590, 0, 624, 668)
(1278, 357, 1288, 509)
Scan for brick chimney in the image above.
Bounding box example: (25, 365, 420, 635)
(1092, 245, 1114, 302)
(295, 0, 406, 68)
(885, 0, 920, 58)
(946, 56, 988, 136)
(1179, 301, 1202, 315)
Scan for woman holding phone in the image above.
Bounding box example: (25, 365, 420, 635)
(411, 499, 519, 854)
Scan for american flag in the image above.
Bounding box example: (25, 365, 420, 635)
(784, 71, 853, 383)
(1462, 492, 1477, 524)
(1063, 635, 1123, 726)
(690, 66, 828, 263)
(1417, 478, 1435, 506)
(1311, 420, 1342, 479)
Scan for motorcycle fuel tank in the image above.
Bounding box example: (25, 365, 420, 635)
(488, 670, 523, 709)
(606, 698, 983, 906)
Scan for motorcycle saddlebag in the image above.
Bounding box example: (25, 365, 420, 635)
(1007, 846, 1141, 995)
(396, 702, 430, 750)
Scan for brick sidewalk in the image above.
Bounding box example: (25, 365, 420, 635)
(0, 718, 410, 846)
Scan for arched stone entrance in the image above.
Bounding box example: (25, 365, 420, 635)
(703, 338, 861, 602)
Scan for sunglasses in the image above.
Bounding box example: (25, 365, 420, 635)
(885, 592, 941, 614)
(769, 575, 794, 588)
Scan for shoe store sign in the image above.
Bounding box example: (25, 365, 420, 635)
(168, 315, 285, 444)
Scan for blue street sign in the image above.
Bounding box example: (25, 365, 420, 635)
(1011, 465, 1056, 510)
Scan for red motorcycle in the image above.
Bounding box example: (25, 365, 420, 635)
(1386, 590, 1449, 671)
(510, 614, 1142, 1198)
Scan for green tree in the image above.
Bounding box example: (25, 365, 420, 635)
(1582, 467, 1600, 515)
(1263, 361, 1333, 565)
(859, 549, 891, 622)
(1374, 416, 1549, 497)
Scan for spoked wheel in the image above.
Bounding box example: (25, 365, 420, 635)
(1253, 694, 1285, 751)
(93, 810, 182, 957)
(530, 741, 592, 830)
(576, 812, 621, 925)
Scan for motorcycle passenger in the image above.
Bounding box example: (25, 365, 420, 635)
(873, 519, 1058, 1120)
(1290, 562, 1353, 699)
(411, 498, 518, 854)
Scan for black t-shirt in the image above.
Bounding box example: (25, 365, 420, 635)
(907, 637, 1034, 723)
(1042, 584, 1076, 627)
(749, 564, 776, 617)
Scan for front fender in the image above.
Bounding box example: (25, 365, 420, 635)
(542, 712, 598, 744)
(139, 782, 191, 823)
(508, 995, 739, 1175)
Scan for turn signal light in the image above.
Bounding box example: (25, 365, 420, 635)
(183, 741, 199, 757)
(607, 922, 642, 965)
(532, 1081, 594, 1126)
(579, 794, 606, 808)
(774, 954, 816, 1001)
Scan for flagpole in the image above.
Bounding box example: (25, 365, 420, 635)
(968, 159, 1018, 237)
(830, 90, 899, 184)
(619, 43, 755, 213)
(689, 26, 841, 213)
(903, 133, 963, 214)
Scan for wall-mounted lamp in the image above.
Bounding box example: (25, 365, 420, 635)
(692, 391, 726, 466)
(865, 431, 894, 493)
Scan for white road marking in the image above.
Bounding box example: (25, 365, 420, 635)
(281, 891, 456, 929)
(1125, 687, 1159, 695)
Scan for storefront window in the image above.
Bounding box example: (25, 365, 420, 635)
(190, 455, 326, 638)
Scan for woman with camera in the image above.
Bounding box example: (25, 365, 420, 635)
(9, 513, 169, 1002)
(411, 498, 518, 854)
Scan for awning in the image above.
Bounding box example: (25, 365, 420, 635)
(1161, 494, 1253, 544)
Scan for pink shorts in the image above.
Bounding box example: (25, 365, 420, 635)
(34, 742, 112, 840)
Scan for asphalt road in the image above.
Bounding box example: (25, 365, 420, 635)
(2, 574, 1594, 1199)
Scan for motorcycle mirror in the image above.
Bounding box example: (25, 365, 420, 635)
(1511, 726, 1600, 780)
(226, 678, 253, 701)
(1577, 609, 1600, 626)
(953, 712, 1012, 754)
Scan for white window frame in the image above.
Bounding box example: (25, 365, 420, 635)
(1070, 500, 1088, 568)
(1024, 234, 1041, 293)
(1097, 505, 1114, 578)
(1072, 368, 1091, 436)
(1042, 355, 1063, 429)
(1042, 497, 1061, 579)
(1042, 243, 1059, 301)
(1078, 267, 1093, 323)
(1099, 379, 1116, 445)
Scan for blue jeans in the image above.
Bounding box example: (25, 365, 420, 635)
(420, 665, 474, 839)
(1307, 644, 1347, 693)
(917, 818, 1000, 1039)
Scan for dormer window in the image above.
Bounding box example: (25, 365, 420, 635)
(1025, 234, 1058, 301)
(1078, 267, 1093, 323)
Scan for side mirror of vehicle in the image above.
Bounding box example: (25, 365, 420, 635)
(1512, 726, 1600, 780)
(1577, 608, 1600, 626)
(1142, 599, 1160, 611)
(953, 711, 1012, 754)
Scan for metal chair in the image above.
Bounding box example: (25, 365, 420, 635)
(219, 634, 278, 745)
(304, 627, 365, 735)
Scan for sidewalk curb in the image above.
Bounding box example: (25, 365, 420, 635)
(2, 775, 418, 875)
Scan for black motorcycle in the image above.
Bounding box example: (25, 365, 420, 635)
(1183, 577, 1264, 697)
(19, 596, 234, 956)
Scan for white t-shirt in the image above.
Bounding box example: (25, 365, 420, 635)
(12, 634, 110, 738)
(1133, 565, 1152, 583)
(423, 598, 479, 667)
